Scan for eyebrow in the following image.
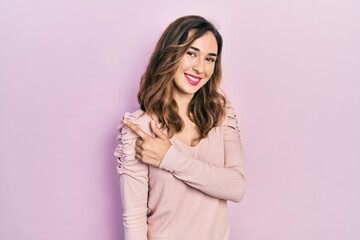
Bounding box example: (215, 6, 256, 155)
(190, 46, 218, 57)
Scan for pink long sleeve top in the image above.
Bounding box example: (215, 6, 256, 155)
(114, 104, 246, 240)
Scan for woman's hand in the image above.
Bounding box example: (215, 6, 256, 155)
(123, 119, 171, 168)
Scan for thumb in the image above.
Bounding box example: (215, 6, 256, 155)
(150, 120, 167, 139)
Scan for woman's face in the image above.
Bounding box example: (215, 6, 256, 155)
(172, 31, 218, 100)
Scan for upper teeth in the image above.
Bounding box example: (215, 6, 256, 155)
(186, 74, 200, 82)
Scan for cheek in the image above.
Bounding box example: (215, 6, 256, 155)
(178, 57, 192, 70)
(201, 78, 211, 87)
(205, 64, 215, 77)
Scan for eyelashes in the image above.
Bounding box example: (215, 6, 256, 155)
(186, 51, 216, 63)
(187, 51, 197, 57)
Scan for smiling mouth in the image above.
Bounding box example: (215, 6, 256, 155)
(184, 73, 202, 86)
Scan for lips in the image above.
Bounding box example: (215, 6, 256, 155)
(184, 73, 202, 86)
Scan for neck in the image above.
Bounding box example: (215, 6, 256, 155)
(173, 92, 193, 117)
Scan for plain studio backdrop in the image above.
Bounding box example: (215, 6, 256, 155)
(0, 0, 359, 239)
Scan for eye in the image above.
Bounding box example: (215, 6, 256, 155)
(187, 51, 197, 57)
(206, 57, 216, 63)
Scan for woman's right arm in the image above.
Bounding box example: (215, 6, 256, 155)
(114, 113, 149, 240)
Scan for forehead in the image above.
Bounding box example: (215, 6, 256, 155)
(188, 30, 218, 54)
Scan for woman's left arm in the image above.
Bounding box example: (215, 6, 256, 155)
(159, 105, 246, 203)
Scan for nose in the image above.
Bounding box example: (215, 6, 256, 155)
(192, 58, 205, 74)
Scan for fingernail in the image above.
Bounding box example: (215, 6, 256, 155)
(123, 119, 128, 124)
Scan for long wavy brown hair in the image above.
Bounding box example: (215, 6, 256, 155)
(137, 15, 226, 140)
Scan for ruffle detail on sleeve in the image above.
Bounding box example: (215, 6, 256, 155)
(222, 102, 242, 142)
(114, 111, 145, 175)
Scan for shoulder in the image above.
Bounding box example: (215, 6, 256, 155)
(123, 108, 146, 123)
(118, 108, 154, 136)
(222, 100, 238, 124)
(225, 100, 236, 116)
(218, 89, 237, 122)
(221, 100, 241, 139)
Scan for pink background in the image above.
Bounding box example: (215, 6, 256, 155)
(1, 0, 359, 239)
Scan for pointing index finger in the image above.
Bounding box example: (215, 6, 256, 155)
(123, 119, 150, 140)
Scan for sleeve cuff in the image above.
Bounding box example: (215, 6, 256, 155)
(159, 144, 181, 173)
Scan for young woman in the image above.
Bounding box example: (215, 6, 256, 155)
(114, 15, 245, 240)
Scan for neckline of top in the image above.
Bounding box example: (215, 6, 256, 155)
(170, 135, 202, 149)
